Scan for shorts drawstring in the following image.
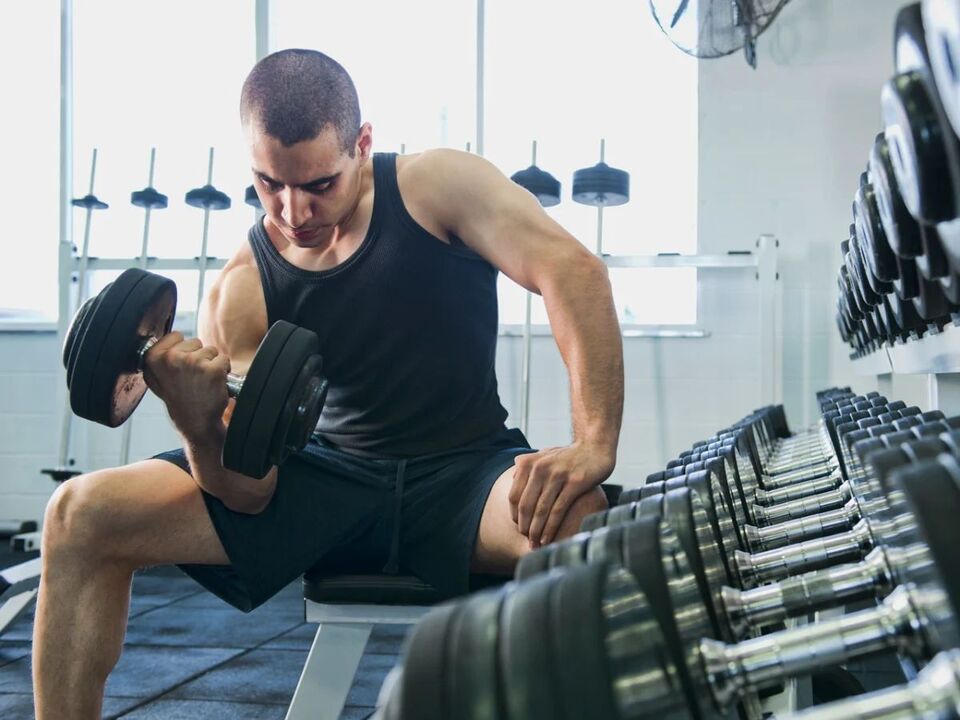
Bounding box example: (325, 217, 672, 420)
(382, 458, 407, 574)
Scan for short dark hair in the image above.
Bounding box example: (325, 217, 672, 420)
(240, 49, 361, 154)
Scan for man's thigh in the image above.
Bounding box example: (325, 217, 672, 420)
(470, 463, 609, 576)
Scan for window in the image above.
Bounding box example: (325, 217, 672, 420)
(272, 0, 476, 154)
(9, 1, 697, 327)
(74, 0, 256, 314)
(0, 2, 60, 320)
(485, 0, 699, 324)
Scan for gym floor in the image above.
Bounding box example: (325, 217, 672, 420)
(0, 548, 403, 719)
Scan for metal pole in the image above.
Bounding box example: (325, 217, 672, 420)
(520, 292, 532, 435)
(255, 0, 270, 59)
(54, 0, 75, 472)
(58, 147, 99, 471)
(596, 139, 606, 255)
(475, 0, 485, 157)
(121, 148, 159, 466)
(195, 147, 215, 336)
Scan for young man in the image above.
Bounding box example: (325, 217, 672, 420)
(33, 49, 623, 719)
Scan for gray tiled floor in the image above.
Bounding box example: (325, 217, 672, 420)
(0, 557, 405, 719)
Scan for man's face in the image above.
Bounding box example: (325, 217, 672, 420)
(247, 123, 371, 247)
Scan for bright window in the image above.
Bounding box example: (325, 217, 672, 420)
(74, 0, 255, 312)
(0, 2, 60, 320)
(271, 0, 476, 154)
(485, 0, 698, 324)
(9, 1, 697, 327)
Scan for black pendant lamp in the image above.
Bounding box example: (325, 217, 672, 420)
(573, 139, 630, 254)
(511, 141, 561, 208)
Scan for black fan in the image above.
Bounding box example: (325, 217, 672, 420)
(650, 0, 793, 68)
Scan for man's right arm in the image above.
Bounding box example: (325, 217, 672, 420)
(144, 260, 277, 514)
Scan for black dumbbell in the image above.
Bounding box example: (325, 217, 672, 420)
(62, 268, 328, 478)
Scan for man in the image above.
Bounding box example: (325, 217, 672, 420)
(33, 49, 623, 719)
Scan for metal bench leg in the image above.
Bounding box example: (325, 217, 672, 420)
(285, 622, 372, 720)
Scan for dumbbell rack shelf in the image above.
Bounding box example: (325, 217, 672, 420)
(850, 321, 960, 375)
(849, 320, 960, 415)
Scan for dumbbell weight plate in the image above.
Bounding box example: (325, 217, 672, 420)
(870, 133, 925, 258)
(222, 321, 322, 478)
(499, 572, 562, 720)
(900, 456, 960, 615)
(446, 586, 508, 720)
(398, 601, 458, 720)
(66, 268, 176, 426)
(63, 294, 100, 383)
(552, 561, 687, 720)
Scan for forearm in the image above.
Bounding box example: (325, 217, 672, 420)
(541, 254, 624, 463)
(182, 423, 278, 514)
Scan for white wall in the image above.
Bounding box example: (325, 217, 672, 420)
(697, 0, 908, 423)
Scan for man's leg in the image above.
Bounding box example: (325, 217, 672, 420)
(34, 459, 230, 720)
(470, 462, 608, 575)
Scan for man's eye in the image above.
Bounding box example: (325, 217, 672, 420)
(260, 177, 282, 192)
(309, 183, 332, 195)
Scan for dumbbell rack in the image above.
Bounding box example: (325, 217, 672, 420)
(848, 320, 960, 414)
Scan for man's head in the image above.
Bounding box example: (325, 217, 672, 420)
(241, 48, 361, 152)
(241, 49, 372, 247)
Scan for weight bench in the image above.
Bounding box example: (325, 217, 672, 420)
(284, 569, 503, 720)
(283, 484, 623, 720)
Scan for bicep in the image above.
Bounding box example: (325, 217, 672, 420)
(198, 265, 268, 377)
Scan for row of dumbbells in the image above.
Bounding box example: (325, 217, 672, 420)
(837, 1, 960, 355)
(375, 387, 960, 719)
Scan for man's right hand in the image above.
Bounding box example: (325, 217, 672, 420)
(142, 332, 233, 443)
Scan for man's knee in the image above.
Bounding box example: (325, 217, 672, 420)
(42, 471, 121, 558)
(557, 486, 609, 539)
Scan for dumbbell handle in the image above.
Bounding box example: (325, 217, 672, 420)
(735, 518, 874, 587)
(138, 336, 244, 396)
(754, 472, 843, 505)
(721, 544, 930, 637)
(701, 584, 942, 709)
(744, 498, 860, 551)
(752, 482, 852, 525)
(783, 649, 960, 720)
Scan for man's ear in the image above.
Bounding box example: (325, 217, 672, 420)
(357, 122, 374, 160)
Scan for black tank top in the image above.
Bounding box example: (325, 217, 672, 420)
(248, 153, 508, 457)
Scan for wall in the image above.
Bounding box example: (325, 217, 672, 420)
(697, 0, 909, 423)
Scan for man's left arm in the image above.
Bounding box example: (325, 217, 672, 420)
(417, 149, 624, 547)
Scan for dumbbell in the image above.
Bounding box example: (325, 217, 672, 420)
(595, 430, 945, 596)
(556, 458, 923, 644)
(746, 417, 960, 537)
(746, 410, 935, 514)
(61, 268, 329, 478)
(381, 560, 692, 720)
(780, 649, 960, 719)
(523, 457, 959, 719)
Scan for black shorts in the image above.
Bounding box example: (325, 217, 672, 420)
(153, 427, 534, 612)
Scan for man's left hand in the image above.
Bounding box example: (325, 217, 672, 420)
(509, 442, 615, 549)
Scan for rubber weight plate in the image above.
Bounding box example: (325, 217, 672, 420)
(924, 0, 960, 137)
(68, 268, 176, 426)
(447, 586, 510, 720)
(870, 133, 925, 258)
(899, 455, 960, 623)
(222, 321, 295, 477)
(268, 352, 327, 460)
(245, 325, 322, 473)
(612, 515, 711, 720)
(513, 543, 552, 581)
(552, 563, 678, 720)
(498, 572, 562, 720)
(222, 321, 323, 478)
(398, 601, 458, 720)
